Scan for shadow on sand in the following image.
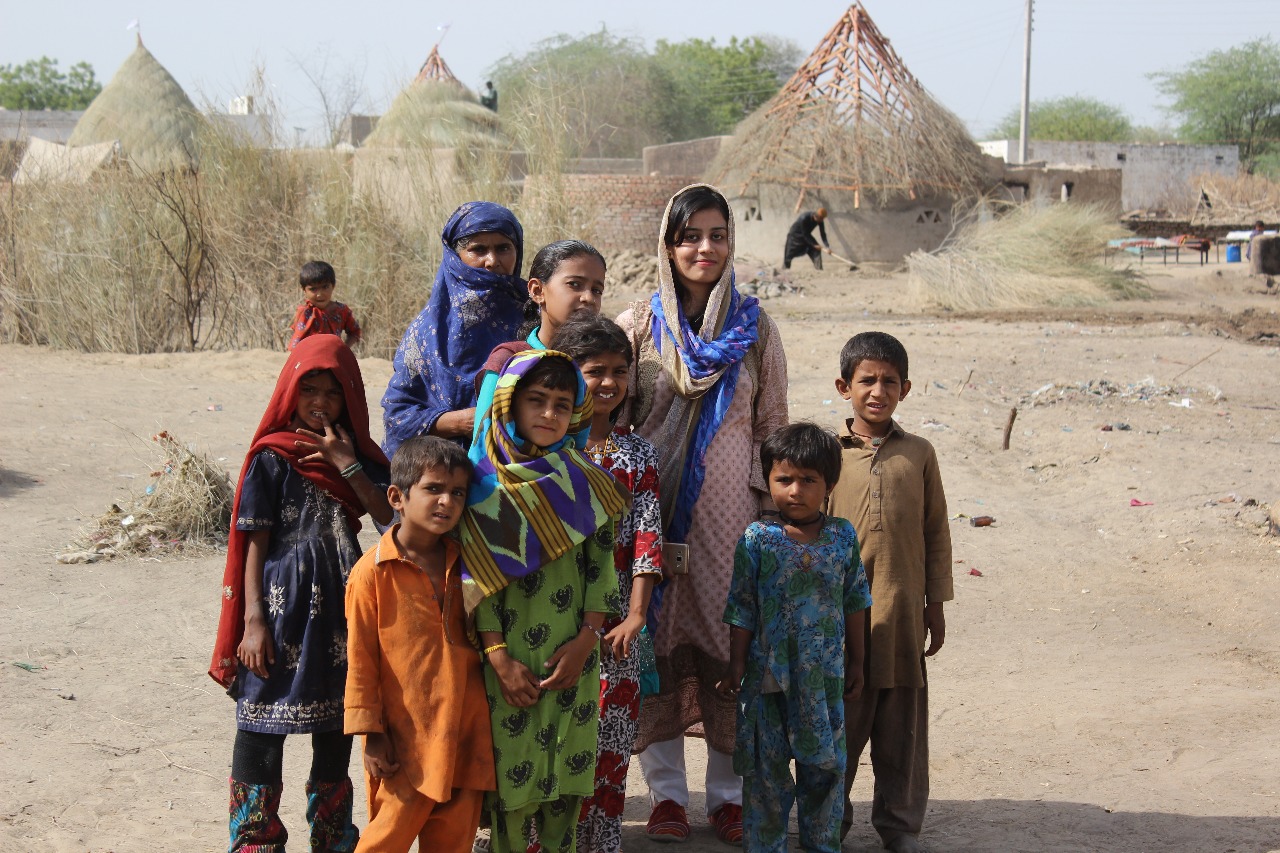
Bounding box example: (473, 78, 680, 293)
(0, 467, 42, 498)
(620, 797, 1280, 852)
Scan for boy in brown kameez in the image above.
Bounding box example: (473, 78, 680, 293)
(826, 331, 953, 853)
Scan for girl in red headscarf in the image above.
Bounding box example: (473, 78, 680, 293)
(210, 335, 392, 853)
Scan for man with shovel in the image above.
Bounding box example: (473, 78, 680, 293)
(783, 207, 836, 270)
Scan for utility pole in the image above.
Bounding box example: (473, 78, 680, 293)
(1018, 0, 1034, 164)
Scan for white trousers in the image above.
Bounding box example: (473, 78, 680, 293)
(639, 735, 742, 817)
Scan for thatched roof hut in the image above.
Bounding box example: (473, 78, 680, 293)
(710, 2, 988, 211)
(362, 46, 503, 150)
(68, 38, 203, 173)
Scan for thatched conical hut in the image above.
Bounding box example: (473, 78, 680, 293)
(362, 45, 503, 150)
(355, 44, 515, 223)
(68, 38, 203, 173)
(709, 4, 996, 263)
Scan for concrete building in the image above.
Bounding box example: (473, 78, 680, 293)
(979, 140, 1239, 211)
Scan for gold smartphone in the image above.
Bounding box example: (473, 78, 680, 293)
(662, 542, 689, 576)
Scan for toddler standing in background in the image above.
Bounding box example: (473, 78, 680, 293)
(290, 260, 362, 351)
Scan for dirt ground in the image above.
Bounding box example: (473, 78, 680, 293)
(2, 258, 1278, 852)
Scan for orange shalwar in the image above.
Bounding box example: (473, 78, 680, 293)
(345, 527, 495, 853)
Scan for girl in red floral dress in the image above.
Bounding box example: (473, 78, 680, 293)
(554, 315, 664, 853)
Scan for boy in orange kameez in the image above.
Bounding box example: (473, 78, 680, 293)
(345, 436, 495, 852)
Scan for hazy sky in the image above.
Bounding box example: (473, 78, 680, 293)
(3, 0, 1277, 143)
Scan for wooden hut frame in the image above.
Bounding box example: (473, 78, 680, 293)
(711, 3, 986, 211)
(414, 44, 461, 86)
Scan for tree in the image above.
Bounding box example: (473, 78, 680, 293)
(489, 31, 802, 158)
(0, 57, 101, 110)
(1150, 38, 1280, 169)
(490, 29, 675, 159)
(293, 47, 367, 147)
(654, 36, 801, 140)
(989, 95, 1134, 142)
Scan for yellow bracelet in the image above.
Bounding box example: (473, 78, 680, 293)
(483, 642, 507, 656)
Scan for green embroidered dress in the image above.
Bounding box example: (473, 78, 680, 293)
(477, 524, 621, 813)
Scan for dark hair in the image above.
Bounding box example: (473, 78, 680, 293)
(839, 331, 909, 382)
(391, 436, 472, 491)
(517, 354, 579, 394)
(760, 423, 842, 488)
(529, 239, 606, 282)
(519, 240, 608, 337)
(663, 186, 730, 248)
(551, 315, 632, 366)
(1255, 220, 1266, 229)
(299, 260, 336, 288)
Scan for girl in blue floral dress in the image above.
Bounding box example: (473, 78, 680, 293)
(719, 423, 872, 853)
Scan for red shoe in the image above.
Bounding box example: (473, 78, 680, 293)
(646, 799, 690, 843)
(709, 803, 743, 845)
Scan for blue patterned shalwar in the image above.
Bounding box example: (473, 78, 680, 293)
(723, 518, 872, 853)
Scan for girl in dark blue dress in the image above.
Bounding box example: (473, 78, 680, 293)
(210, 335, 392, 852)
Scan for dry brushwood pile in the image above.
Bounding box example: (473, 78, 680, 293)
(710, 2, 988, 211)
(907, 203, 1149, 311)
(58, 431, 232, 564)
(1187, 173, 1280, 224)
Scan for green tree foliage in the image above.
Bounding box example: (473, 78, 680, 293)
(990, 95, 1134, 142)
(490, 29, 675, 159)
(654, 36, 801, 141)
(489, 30, 801, 158)
(0, 57, 102, 110)
(1150, 38, 1280, 169)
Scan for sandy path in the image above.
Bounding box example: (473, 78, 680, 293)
(2, 261, 1278, 851)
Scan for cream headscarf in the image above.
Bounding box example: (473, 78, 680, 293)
(645, 183, 761, 539)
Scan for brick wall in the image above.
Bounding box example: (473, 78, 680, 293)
(524, 174, 697, 253)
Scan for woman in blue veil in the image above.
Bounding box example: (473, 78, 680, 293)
(381, 202, 530, 458)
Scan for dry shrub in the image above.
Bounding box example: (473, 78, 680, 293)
(58, 431, 232, 563)
(907, 202, 1148, 311)
(506, 82, 594, 252)
(0, 103, 566, 358)
(1149, 172, 1280, 224)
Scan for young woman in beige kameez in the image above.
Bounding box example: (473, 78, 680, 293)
(616, 183, 789, 843)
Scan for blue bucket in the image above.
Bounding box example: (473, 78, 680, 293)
(1226, 244, 1241, 263)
